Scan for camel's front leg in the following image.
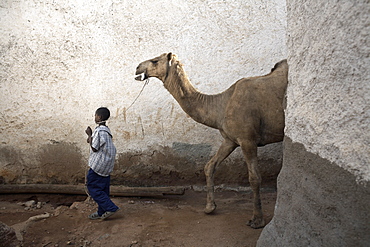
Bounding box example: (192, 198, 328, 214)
(204, 139, 237, 214)
(241, 142, 265, 228)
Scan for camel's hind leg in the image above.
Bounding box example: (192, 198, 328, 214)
(204, 138, 237, 214)
(240, 141, 265, 229)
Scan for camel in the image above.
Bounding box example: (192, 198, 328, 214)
(135, 53, 288, 228)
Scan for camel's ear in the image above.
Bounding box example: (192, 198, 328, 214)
(167, 52, 173, 66)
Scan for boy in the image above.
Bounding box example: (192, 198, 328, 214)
(85, 107, 120, 220)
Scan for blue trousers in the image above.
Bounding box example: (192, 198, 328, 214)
(87, 169, 119, 216)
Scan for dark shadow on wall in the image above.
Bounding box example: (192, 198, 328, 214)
(257, 137, 370, 246)
(0, 142, 85, 184)
(37, 141, 85, 184)
(1, 141, 282, 187)
(114, 142, 283, 187)
(0, 146, 23, 183)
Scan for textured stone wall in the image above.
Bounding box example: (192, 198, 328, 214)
(0, 0, 287, 185)
(258, 1, 370, 246)
(285, 1, 370, 184)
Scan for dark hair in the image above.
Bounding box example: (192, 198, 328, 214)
(95, 107, 110, 121)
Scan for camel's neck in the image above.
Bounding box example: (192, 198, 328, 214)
(163, 62, 229, 129)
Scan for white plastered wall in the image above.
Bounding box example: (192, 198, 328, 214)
(0, 0, 287, 183)
(285, 1, 370, 183)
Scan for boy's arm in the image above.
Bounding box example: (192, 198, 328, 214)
(85, 127, 98, 152)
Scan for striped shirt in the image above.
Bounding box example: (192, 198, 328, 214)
(88, 125, 116, 177)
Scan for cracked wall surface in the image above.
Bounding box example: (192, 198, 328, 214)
(0, 0, 287, 185)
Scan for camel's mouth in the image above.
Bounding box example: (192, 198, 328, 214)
(135, 72, 147, 81)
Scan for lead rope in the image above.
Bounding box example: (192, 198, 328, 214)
(125, 78, 150, 112)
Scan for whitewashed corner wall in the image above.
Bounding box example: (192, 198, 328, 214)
(0, 0, 287, 185)
(285, 2, 370, 184)
(258, 1, 370, 246)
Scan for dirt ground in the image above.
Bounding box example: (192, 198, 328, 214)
(0, 188, 276, 247)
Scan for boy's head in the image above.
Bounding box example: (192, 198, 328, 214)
(95, 107, 110, 124)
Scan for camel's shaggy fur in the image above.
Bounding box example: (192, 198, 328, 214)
(135, 53, 288, 228)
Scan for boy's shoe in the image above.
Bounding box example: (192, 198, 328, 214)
(101, 208, 120, 220)
(88, 212, 101, 220)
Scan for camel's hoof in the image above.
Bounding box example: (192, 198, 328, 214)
(246, 218, 265, 229)
(204, 203, 217, 214)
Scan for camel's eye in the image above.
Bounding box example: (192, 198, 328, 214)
(151, 60, 158, 64)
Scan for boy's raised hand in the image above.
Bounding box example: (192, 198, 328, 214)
(85, 126, 92, 136)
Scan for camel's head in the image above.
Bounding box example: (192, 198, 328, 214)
(135, 53, 176, 82)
